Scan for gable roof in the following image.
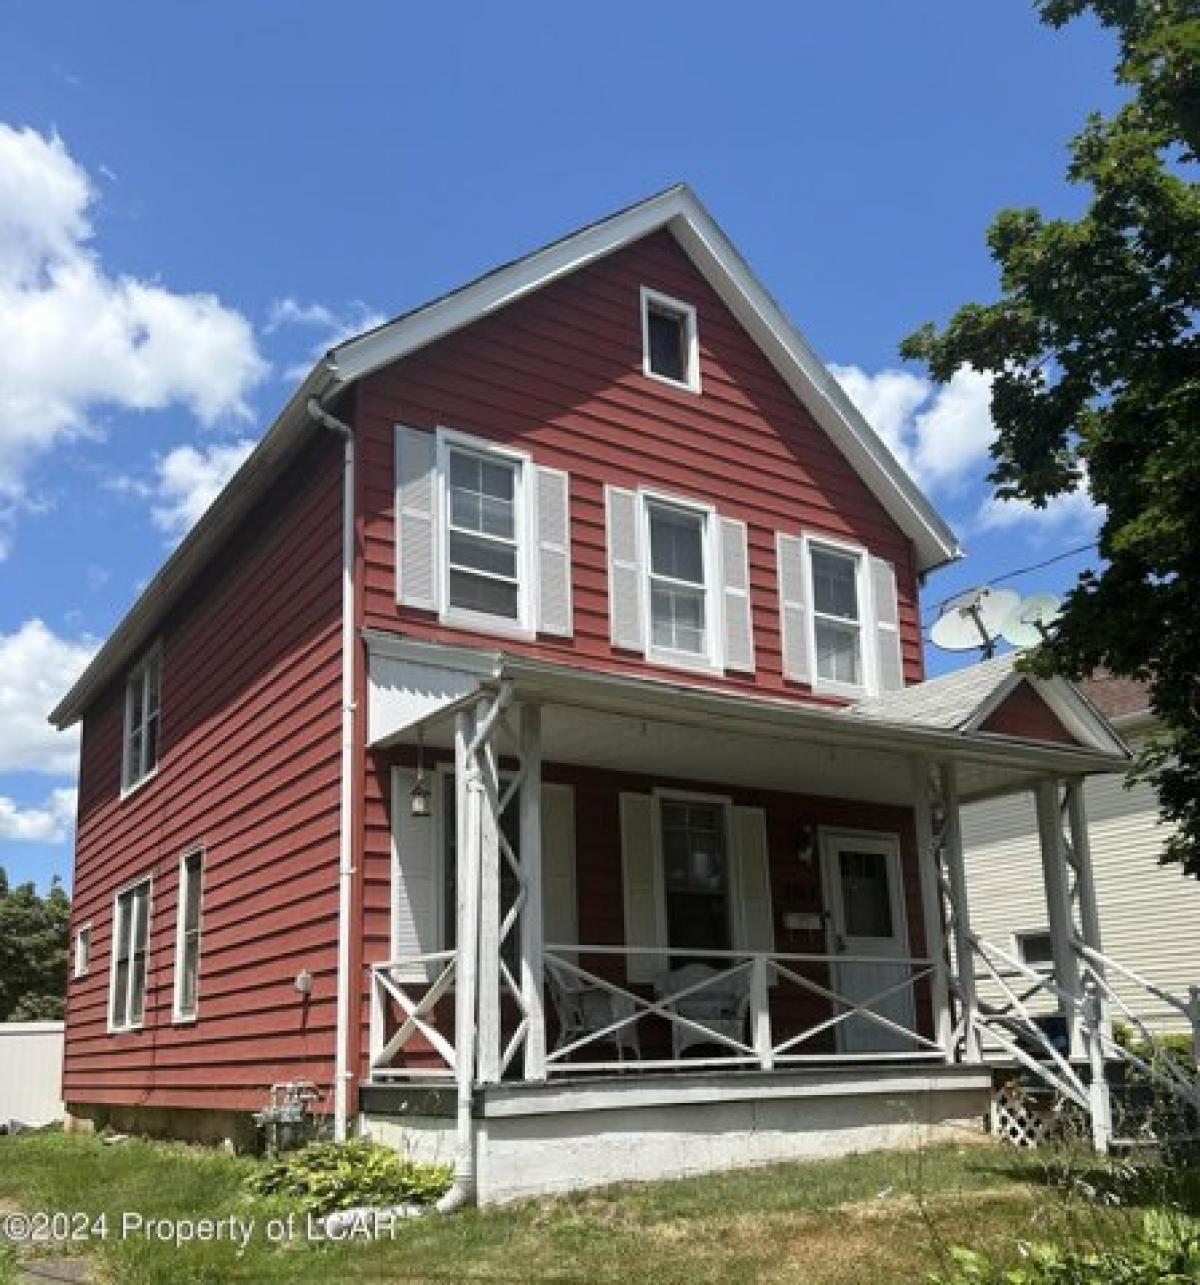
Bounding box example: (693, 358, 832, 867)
(51, 184, 960, 729)
(847, 653, 1128, 757)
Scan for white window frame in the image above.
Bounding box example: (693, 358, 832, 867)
(802, 533, 875, 699)
(108, 876, 152, 1033)
(121, 644, 162, 798)
(435, 428, 535, 638)
(639, 489, 721, 673)
(652, 787, 737, 953)
(640, 287, 701, 394)
(73, 923, 91, 980)
(1013, 927, 1055, 974)
(173, 849, 204, 1023)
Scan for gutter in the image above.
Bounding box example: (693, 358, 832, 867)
(306, 396, 356, 1144)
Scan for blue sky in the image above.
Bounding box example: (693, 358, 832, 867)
(0, 3, 1119, 889)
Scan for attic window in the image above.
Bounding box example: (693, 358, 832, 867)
(641, 288, 700, 392)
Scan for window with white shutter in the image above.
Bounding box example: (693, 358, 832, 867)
(394, 427, 573, 640)
(606, 487, 755, 675)
(870, 555, 905, 692)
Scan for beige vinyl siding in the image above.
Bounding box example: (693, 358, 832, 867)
(962, 732, 1200, 1034)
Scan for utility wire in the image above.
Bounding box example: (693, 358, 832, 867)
(921, 539, 1099, 627)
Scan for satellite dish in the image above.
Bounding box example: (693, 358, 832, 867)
(930, 587, 1021, 658)
(1000, 593, 1062, 649)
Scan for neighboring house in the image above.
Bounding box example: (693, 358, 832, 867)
(51, 186, 1133, 1203)
(964, 676, 1200, 1035)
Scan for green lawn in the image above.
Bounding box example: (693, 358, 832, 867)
(0, 1132, 1185, 1284)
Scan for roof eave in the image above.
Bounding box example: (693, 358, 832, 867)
(49, 360, 341, 729)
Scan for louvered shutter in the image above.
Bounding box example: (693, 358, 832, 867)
(392, 768, 438, 981)
(395, 427, 439, 610)
(620, 792, 665, 983)
(731, 806, 774, 955)
(606, 486, 644, 652)
(870, 555, 904, 692)
(777, 534, 811, 683)
(541, 784, 578, 962)
(535, 466, 572, 637)
(719, 517, 755, 674)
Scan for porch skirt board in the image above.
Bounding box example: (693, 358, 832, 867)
(360, 1069, 991, 1205)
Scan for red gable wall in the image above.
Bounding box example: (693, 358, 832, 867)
(64, 434, 345, 1115)
(356, 230, 924, 702)
(979, 682, 1080, 746)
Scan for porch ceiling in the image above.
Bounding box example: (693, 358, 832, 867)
(367, 634, 1129, 805)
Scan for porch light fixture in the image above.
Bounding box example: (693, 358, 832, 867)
(795, 825, 816, 866)
(410, 732, 432, 819)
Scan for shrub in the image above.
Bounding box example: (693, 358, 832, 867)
(935, 1211, 1200, 1284)
(246, 1140, 452, 1215)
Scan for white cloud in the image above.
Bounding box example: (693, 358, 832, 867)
(148, 439, 257, 538)
(0, 620, 96, 776)
(0, 123, 268, 549)
(830, 364, 995, 494)
(974, 474, 1104, 538)
(0, 787, 77, 842)
(267, 296, 387, 380)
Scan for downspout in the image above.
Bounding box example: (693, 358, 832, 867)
(307, 395, 356, 1143)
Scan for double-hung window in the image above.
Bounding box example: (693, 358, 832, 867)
(446, 446, 522, 622)
(647, 500, 710, 660)
(174, 851, 203, 1021)
(110, 879, 151, 1031)
(122, 649, 161, 793)
(660, 798, 731, 955)
(809, 542, 865, 690)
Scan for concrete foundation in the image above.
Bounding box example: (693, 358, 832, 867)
(64, 1102, 259, 1153)
(362, 1065, 992, 1205)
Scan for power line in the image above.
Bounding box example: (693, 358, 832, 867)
(922, 539, 1099, 626)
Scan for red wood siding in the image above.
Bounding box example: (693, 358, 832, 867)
(357, 230, 924, 703)
(359, 750, 931, 1073)
(979, 682, 1080, 746)
(64, 434, 344, 1114)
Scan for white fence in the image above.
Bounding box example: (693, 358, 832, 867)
(0, 1022, 64, 1127)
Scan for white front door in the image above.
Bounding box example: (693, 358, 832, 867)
(821, 830, 915, 1054)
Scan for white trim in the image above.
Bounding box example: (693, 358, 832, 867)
(640, 286, 701, 393)
(172, 848, 204, 1024)
(638, 488, 722, 675)
(73, 922, 92, 980)
(108, 874, 153, 1034)
(801, 533, 875, 699)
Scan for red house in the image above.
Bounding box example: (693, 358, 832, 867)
(51, 187, 1131, 1203)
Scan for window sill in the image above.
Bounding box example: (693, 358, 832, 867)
(810, 677, 871, 702)
(172, 1013, 198, 1027)
(439, 608, 536, 641)
(107, 1022, 144, 1035)
(644, 646, 722, 678)
(119, 767, 159, 803)
(642, 367, 702, 396)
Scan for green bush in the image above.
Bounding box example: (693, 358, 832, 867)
(935, 1212, 1200, 1284)
(246, 1140, 452, 1215)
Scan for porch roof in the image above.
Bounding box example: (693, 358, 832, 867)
(366, 633, 1129, 806)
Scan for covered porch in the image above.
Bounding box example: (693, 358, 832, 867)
(359, 635, 1130, 1200)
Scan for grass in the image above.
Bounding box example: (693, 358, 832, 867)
(0, 1132, 1189, 1284)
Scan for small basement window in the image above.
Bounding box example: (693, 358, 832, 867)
(641, 288, 700, 392)
(1015, 929, 1055, 971)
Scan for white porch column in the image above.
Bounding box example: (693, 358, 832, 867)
(476, 701, 503, 1085)
(940, 763, 981, 1062)
(451, 707, 480, 1194)
(519, 703, 547, 1081)
(911, 760, 953, 1061)
(1035, 778, 1084, 1057)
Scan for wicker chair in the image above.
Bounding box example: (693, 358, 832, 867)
(546, 959, 641, 1062)
(655, 962, 751, 1060)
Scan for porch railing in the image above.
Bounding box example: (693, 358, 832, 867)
(369, 945, 945, 1081)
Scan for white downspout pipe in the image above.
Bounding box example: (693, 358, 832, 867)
(308, 397, 356, 1143)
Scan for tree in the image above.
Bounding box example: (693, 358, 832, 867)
(0, 867, 71, 1020)
(901, 0, 1200, 875)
